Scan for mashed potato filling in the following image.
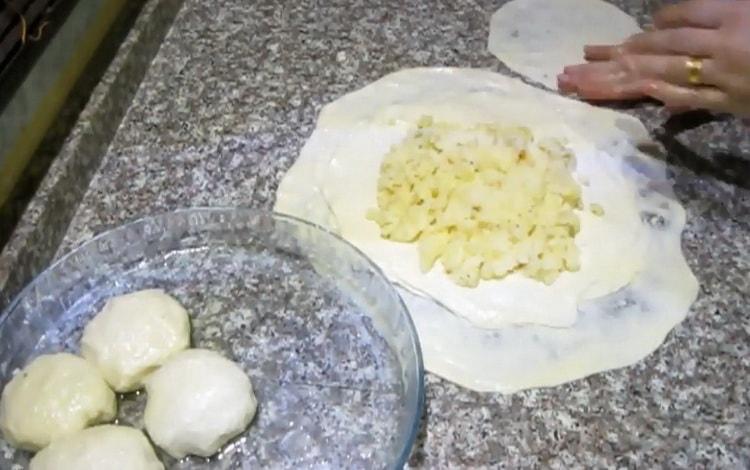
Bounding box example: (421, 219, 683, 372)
(367, 117, 582, 287)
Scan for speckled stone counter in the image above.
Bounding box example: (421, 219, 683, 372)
(3, 0, 750, 467)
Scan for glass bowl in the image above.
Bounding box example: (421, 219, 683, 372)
(0, 208, 424, 469)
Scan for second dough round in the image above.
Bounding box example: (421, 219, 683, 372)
(81, 289, 191, 392)
(144, 349, 257, 459)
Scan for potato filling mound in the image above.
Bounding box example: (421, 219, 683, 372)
(367, 117, 583, 287)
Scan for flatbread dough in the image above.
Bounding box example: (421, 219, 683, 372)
(275, 68, 698, 392)
(488, 0, 642, 89)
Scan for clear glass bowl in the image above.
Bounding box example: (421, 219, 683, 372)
(0, 208, 424, 469)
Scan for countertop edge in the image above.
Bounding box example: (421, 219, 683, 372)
(0, 0, 185, 311)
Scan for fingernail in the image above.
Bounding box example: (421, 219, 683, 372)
(557, 74, 577, 94)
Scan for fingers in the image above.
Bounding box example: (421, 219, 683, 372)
(562, 0, 737, 113)
(562, 55, 720, 88)
(584, 44, 626, 61)
(642, 80, 731, 112)
(557, 73, 578, 95)
(653, 0, 732, 29)
(584, 28, 721, 61)
(622, 28, 720, 57)
(616, 54, 722, 87)
(558, 62, 647, 100)
(571, 78, 648, 101)
(562, 61, 622, 81)
(559, 55, 723, 101)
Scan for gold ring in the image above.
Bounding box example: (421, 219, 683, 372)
(685, 57, 703, 85)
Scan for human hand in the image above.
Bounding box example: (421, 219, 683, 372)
(557, 0, 750, 117)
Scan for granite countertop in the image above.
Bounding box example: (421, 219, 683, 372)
(2, 0, 750, 466)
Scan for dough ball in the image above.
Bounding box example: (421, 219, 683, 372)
(0, 353, 116, 451)
(81, 289, 191, 392)
(144, 349, 257, 458)
(30, 425, 164, 470)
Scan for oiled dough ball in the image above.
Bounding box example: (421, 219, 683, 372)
(81, 289, 191, 392)
(30, 425, 164, 470)
(144, 349, 257, 458)
(0, 353, 116, 451)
